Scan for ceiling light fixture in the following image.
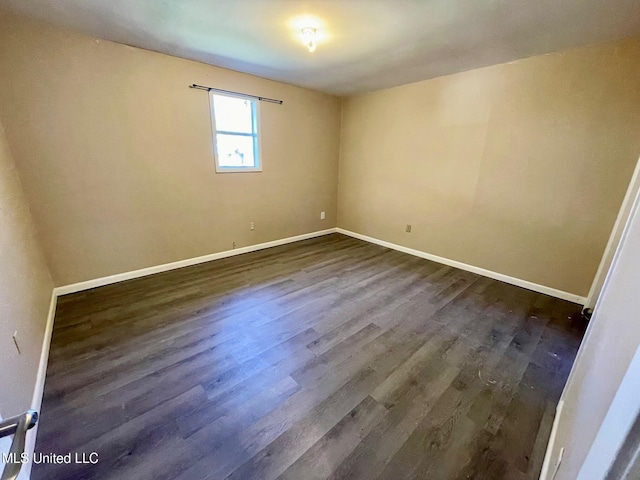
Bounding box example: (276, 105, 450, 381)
(301, 27, 317, 52)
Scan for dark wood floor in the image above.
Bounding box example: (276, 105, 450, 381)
(34, 233, 585, 480)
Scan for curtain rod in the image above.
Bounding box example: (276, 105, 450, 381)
(189, 84, 283, 104)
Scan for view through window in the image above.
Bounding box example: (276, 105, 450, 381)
(209, 92, 261, 172)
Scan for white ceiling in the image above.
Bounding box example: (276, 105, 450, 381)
(2, 0, 640, 96)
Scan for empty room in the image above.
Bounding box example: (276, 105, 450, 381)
(2, 1, 640, 479)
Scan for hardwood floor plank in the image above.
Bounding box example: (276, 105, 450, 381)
(33, 234, 585, 480)
(277, 395, 387, 480)
(36, 385, 207, 480)
(326, 365, 461, 480)
(375, 375, 483, 480)
(175, 367, 383, 480)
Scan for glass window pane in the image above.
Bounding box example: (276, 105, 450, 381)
(216, 134, 256, 168)
(213, 95, 254, 134)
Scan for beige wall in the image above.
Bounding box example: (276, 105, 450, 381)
(0, 12, 341, 286)
(0, 120, 53, 418)
(2, 11, 639, 298)
(338, 37, 640, 297)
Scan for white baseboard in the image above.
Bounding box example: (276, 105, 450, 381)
(540, 400, 565, 480)
(22, 228, 337, 479)
(19, 292, 58, 480)
(336, 228, 586, 304)
(31, 292, 58, 412)
(23, 226, 581, 479)
(55, 228, 338, 296)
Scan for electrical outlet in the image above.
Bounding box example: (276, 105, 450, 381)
(232, 242, 236, 249)
(320, 211, 326, 220)
(406, 224, 412, 233)
(249, 222, 255, 231)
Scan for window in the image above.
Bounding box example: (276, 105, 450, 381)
(209, 92, 261, 172)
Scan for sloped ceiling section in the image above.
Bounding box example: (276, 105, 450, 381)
(2, 0, 640, 95)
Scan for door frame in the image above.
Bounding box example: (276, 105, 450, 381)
(585, 155, 640, 310)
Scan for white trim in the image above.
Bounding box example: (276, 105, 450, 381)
(210, 90, 263, 173)
(24, 225, 582, 480)
(540, 400, 565, 480)
(55, 229, 337, 296)
(558, 181, 640, 420)
(336, 228, 586, 304)
(31, 292, 58, 412)
(585, 155, 640, 310)
(22, 228, 337, 478)
(578, 346, 640, 479)
(18, 292, 58, 480)
(542, 183, 640, 480)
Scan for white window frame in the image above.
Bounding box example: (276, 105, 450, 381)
(209, 91, 262, 173)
